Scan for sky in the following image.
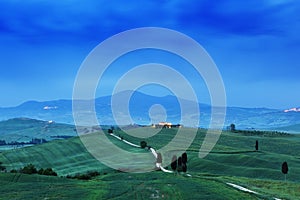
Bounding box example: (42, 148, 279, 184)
(0, 0, 299, 109)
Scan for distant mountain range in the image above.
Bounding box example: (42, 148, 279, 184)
(0, 91, 299, 132)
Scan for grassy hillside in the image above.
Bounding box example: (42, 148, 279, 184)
(1, 127, 300, 199)
(0, 136, 107, 175)
(1, 127, 300, 179)
(275, 123, 300, 133)
(1, 170, 299, 199)
(0, 118, 76, 143)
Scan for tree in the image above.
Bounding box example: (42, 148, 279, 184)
(0, 140, 6, 145)
(43, 168, 57, 176)
(37, 168, 44, 175)
(87, 171, 100, 177)
(182, 152, 187, 164)
(181, 153, 188, 172)
(156, 153, 162, 163)
(177, 156, 182, 172)
(0, 162, 6, 172)
(182, 163, 187, 172)
(108, 129, 113, 134)
(230, 124, 236, 132)
(20, 164, 37, 174)
(282, 161, 288, 181)
(140, 141, 147, 149)
(171, 155, 177, 171)
(255, 140, 258, 151)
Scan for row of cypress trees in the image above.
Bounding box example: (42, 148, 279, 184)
(171, 152, 187, 172)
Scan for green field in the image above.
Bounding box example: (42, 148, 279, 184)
(1, 127, 300, 199)
(3, 171, 298, 200)
(0, 118, 76, 143)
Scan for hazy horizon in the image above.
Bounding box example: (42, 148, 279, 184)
(0, 89, 295, 110)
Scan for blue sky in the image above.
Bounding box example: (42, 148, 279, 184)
(0, 0, 299, 109)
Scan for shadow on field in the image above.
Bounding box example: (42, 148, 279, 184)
(187, 149, 264, 155)
(209, 150, 264, 154)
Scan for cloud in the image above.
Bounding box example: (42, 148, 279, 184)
(0, 0, 172, 44)
(0, 0, 299, 108)
(173, 0, 300, 37)
(0, 0, 299, 42)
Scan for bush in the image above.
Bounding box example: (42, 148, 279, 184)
(77, 174, 91, 180)
(87, 171, 100, 177)
(10, 169, 17, 173)
(66, 175, 73, 179)
(43, 168, 57, 176)
(37, 168, 44, 175)
(20, 164, 37, 174)
(16, 165, 57, 176)
(66, 171, 100, 180)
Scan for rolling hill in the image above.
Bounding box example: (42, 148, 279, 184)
(274, 123, 300, 133)
(0, 118, 76, 143)
(0, 127, 300, 199)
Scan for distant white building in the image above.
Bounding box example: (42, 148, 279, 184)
(153, 122, 182, 128)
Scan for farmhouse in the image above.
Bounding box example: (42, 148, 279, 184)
(153, 122, 182, 128)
